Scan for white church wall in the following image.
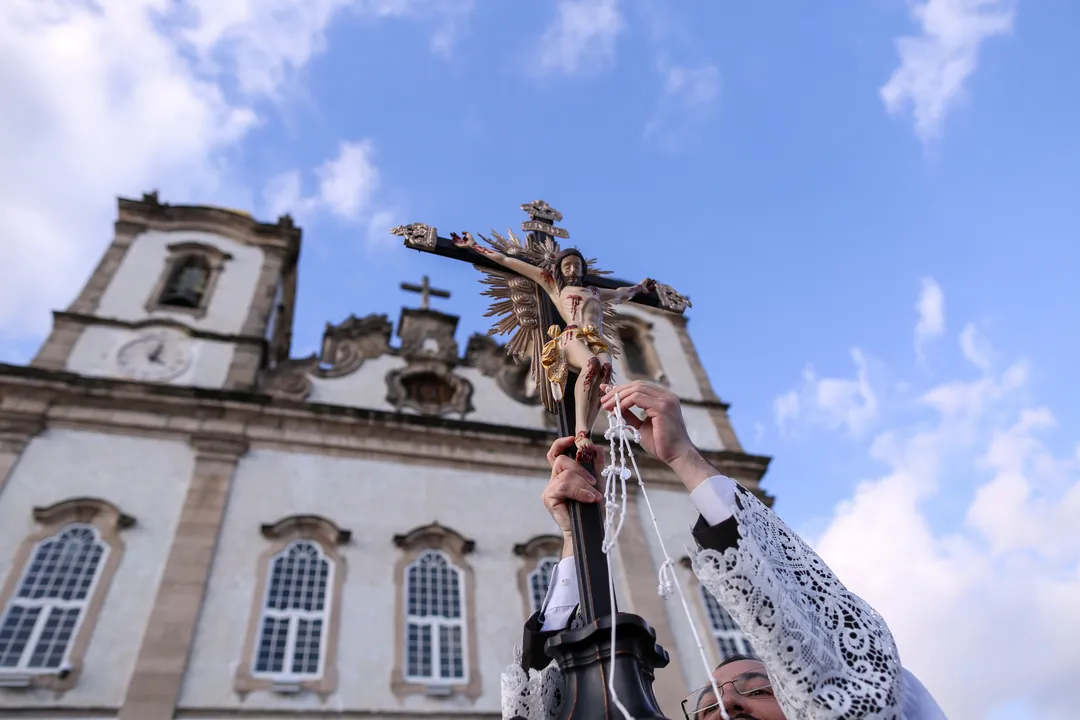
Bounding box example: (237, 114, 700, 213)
(306, 355, 402, 411)
(455, 367, 547, 431)
(304, 357, 548, 431)
(0, 429, 193, 710)
(181, 448, 561, 715)
(65, 324, 236, 388)
(683, 406, 724, 451)
(616, 305, 704, 402)
(95, 229, 264, 336)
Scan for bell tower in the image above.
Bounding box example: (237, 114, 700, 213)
(31, 192, 301, 390)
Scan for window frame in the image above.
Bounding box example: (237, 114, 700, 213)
(0, 498, 134, 692)
(513, 534, 565, 619)
(696, 575, 754, 661)
(249, 540, 334, 683)
(145, 241, 233, 320)
(235, 515, 349, 697)
(391, 522, 480, 700)
(614, 314, 667, 384)
(401, 549, 468, 685)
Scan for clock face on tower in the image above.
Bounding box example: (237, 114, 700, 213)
(116, 331, 192, 382)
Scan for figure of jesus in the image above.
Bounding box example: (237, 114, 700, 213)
(451, 231, 655, 462)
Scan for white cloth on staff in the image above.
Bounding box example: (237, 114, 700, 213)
(502, 474, 948, 720)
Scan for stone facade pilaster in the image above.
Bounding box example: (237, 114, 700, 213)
(223, 249, 287, 390)
(670, 315, 744, 452)
(0, 407, 46, 498)
(117, 432, 248, 720)
(32, 223, 143, 371)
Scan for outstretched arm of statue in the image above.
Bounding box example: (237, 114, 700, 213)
(451, 231, 553, 289)
(597, 277, 656, 304)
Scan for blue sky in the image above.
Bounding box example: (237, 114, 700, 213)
(4, 1, 1079, 717)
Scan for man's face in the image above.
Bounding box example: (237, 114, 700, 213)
(560, 255, 583, 284)
(683, 660, 785, 720)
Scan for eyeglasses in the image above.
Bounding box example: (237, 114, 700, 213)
(680, 671, 774, 719)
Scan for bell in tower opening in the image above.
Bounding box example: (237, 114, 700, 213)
(159, 255, 211, 309)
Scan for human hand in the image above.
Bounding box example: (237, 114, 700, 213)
(600, 381, 716, 491)
(543, 436, 605, 541)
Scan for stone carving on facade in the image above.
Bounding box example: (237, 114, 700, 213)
(259, 313, 392, 401)
(385, 361, 474, 419)
(320, 314, 393, 378)
(390, 223, 438, 250)
(397, 309, 459, 362)
(259, 354, 320, 402)
(465, 334, 541, 406)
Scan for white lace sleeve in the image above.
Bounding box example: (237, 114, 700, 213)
(691, 487, 905, 720)
(500, 647, 564, 720)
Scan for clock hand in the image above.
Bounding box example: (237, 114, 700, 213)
(148, 342, 164, 364)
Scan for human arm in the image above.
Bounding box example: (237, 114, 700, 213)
(451, 232, 553, 289)
(598, 382, 910, 719)
(597, 278, 656, 304)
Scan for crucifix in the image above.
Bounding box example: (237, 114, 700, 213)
(400, 274, 450, 310)
(393, 201, 691, 719)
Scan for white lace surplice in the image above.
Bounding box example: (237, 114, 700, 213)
(500, 483, 946, 720)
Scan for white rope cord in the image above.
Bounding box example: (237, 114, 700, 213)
(600, 391, 730, 720)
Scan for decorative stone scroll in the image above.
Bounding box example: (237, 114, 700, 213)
(465, 334, 540, 406)
(259, 313, 392, 401)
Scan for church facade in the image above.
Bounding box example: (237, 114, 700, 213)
(0, 194, 772, 719)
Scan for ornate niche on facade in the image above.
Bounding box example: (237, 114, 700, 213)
(260, 314, 393, 402)
(465, 334, 541, 406)
(385, 308, 474, 419)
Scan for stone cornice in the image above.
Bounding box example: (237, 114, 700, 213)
(117, 192, 301, 254)
(0, 363, 770, 491)
(52, 311, 268, 347)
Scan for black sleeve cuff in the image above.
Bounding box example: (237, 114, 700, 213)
(691, 514, 742, 553)
(521, 611, 571, 672)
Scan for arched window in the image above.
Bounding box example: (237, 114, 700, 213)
(159, 255, 211, 309)
(527, 556, 559, 614)
(700, 586, 754, 660)
(391, 523, 479, 700)
(615, 315, 666, 383)
(252, 540, 332, 680)
(404, 550, 466, 683)
(235, 515, 348, 696)
(619, 328, 650, 378)
(0, 525, 106, 672)
(146, 242, 232, 318)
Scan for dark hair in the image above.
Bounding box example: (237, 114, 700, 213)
(716, 654, 757, 670)
(552, 248, 587, 289)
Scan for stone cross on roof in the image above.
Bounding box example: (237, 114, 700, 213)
(400, 275, 451, 310)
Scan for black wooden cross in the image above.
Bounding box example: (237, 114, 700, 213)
(401, 274, 451, 310)
(394, 201, 688, 718)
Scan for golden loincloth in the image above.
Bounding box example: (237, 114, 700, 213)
(540, 324, 609, 402)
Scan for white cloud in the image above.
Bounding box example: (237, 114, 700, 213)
(535, 0, 625, 76)
(263, 140, 394, 240)
(774, 348, 880, 437)
(914, 276, 945, 361)
(959, 322, 993, 371)
(0, 0, 467, 353)
(880, 0, 1015, 141)
(643, 60, 721, 150)
(794, 286, 1080, 718)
